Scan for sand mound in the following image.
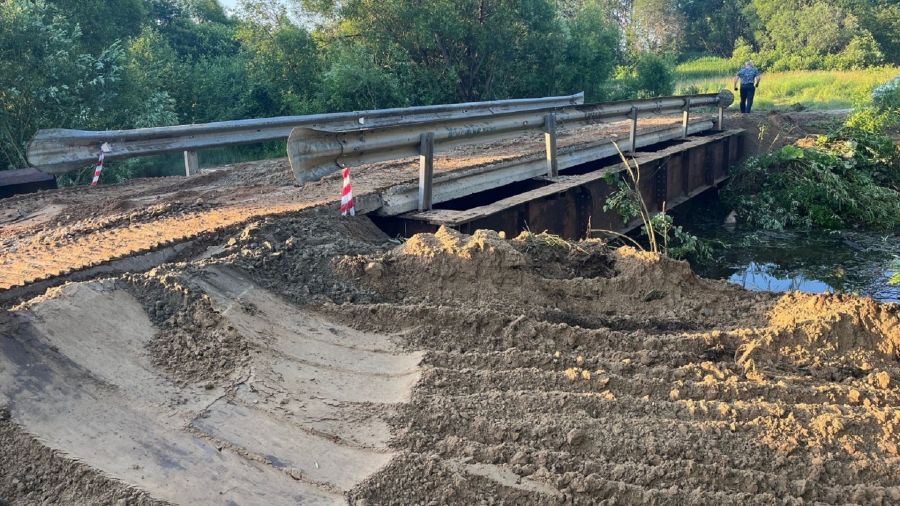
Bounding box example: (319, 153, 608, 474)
(768, 293, 899, 358)
(340, 226, 768, 332)
(729, 292, 900, 379)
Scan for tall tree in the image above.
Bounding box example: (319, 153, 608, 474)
(745, 0, 884, 69)
(236, 0, 321, 115)
(561, 0, 621, 101)
(676, 0, 751, 57)
(630, 0, 684, 54)
(49, 0, 146, 53)
(314, 0, 569, 103)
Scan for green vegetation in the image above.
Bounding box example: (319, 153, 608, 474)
(594, 145, 708, 260)
(2, 0, 898, 184)
(724, 78, 900, 231)
(676, 63, 900, 110)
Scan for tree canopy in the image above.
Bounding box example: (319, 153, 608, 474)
(1, 0, 895, 178)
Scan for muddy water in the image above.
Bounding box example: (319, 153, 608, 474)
(687, 226, 899, 303)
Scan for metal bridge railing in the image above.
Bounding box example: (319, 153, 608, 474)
(286, 90, 734, 211)
(26, 93, 585, 175)
(25, 90, 734, 211)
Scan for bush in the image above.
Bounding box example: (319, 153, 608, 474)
(845, 76, 900, 132)
(724, 126, 900, 231)
(633, 54, 675, 97)
(828, 33, 885, 71)
(607, 54, 675, 99)
(873, 76, 900, 109)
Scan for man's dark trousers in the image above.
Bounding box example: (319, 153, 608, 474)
(740, 84, 756, 113)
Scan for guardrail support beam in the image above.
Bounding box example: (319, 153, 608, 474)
(544, 114, 559, 177)
(682, 99, 690, 139)
(628, 107, 638, 154)
(717, 103, 725, 131)
(418, 132, 435, 211)
(183, 150, 199, 176)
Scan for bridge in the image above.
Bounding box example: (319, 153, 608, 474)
(26, 90, 740, 241)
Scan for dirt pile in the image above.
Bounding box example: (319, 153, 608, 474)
(122, 269, 252, 385)
(728, 292, 899, 378)
(339, 226, 771, 332)
(326, 226, 900, 505)
(732, 109, 848, 155)
(211, 209, 391, 305)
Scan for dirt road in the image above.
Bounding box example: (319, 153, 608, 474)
(2, 210, 897, 504)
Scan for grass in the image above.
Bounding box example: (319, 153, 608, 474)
(675, 58, 899, 110)
(676, 56, 739, 81)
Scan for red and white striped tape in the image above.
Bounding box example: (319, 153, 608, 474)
(90, 143, 112, 187)
(90, 152, 105, 187)
(340, 165, 355, 216)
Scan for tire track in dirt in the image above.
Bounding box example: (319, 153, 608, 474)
(326, 226, 899, 505)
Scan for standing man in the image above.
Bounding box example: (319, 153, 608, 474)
(733, 61, 762, 113)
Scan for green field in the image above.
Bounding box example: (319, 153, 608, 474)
(676, 58, 899, 110)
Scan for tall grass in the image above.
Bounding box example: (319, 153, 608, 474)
(675, 60, 899, 110)
(675, 57, 737, 81)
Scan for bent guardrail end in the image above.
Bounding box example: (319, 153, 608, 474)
(26, 129, 98, 173)
(287, 127, 347, 186)
(717, 89, 735, 108)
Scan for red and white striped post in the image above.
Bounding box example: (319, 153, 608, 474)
(90, 143, 112, 187)
(340, 165, 355, 216)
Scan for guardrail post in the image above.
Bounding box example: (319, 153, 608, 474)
(543, 114, 558, 177)
(183, 150, 199, 176)
(418, 132, 435, 211)
(628, 107, 638, 154)
(682, 99, 690, 138)
(717, 99, 725, 131)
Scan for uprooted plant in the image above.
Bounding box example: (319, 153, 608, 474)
(726, 77, 900, 232)
(590, 143, 709, 260)
(723, 126, 900, 231)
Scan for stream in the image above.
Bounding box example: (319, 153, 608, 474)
(685, 225, 899, 303)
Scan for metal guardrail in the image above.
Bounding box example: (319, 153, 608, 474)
(26, 93, 585, 174)
(286, 90, 734, 210)
(378, 120, 721, 216)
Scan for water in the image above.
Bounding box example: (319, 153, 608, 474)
(686, 226, 899, 303)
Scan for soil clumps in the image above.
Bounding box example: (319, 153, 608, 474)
(2, 213, 898, 505)
(122, 269, 252, 385)
(330, 225, 900, 505)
